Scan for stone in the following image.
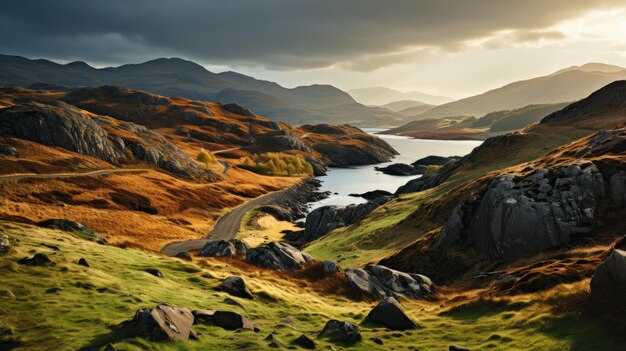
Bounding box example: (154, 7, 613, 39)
(218, 276, 254, 299)
(119, 304, 197, 341)
(344, 264, 433, 300)
(303, 201, 383, 242)
(0, 230, 10, 254)
(192, 310, 254, 330)
(318, 320, 361, 345)
(590, 249, 626, 314)
(450, 346, 470, 351)
(144, 268, 163, 277)
(293, 334, 316, 349)
(370, 337, 384, 345)
(322, 260, 339, 275)
(175, 252, 193, 261)
(265, 333, 286, 348)
(38, 219, 96, 235)
(223, 297, 246, 310)
(198, 239, 249, 257)
(78, 258, 89, 267)
(245, 242, 314, 270)
(45, 288, 61, 294)
(17, 253, 55, 266)
(363, 297, 418, 330)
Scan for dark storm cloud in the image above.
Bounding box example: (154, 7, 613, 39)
(0, 0, 621, 70)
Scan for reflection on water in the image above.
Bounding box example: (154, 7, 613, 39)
(307, 129, 482, 211)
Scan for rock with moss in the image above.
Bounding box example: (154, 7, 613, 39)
(245, 241, 314, 270)
(119, 304, 197, 341)
(344, 264, 433, 300)
(218, 276, 254, 300)
(318, 320, 361, 345)
(363, 297, 418, 330)
(199, 239, 249, 258)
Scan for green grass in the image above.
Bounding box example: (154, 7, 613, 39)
(0, 222, 622, 350)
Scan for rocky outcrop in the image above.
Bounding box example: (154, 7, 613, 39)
(318, 320, 361, 345)
(198, 239, 249, 258)
(590, 249, 626, 314)
(375, 163, 424, 176)
(344, 264, 434, 300)
(64, 86, 172, 106)
(303, 200, 384, 242)
(119, 304, 197, 341)
(38, 219, 96, 235)
(192, 310, 255, 330)
(395, 156, 461, 194)
(464, 162, 605, 260)
(217, 276, 254, 300)
(257, 179, 329, 223)
(221, 102, 255, 117)
(412, 155, 456, 167)
(256, 130, 311, 152)
(245, 242, 314, 270)
(363, 297, 418, 330)
(293, 334, 316, 349)
(18, 253, 55, 266)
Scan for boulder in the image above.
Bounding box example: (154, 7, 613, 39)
(218, 276, 254, 300)
(467, 162, 605, 260)
(17, 253, 55, 266)
(265, 333, 286, 348)
(363, 297, 418, 330)
(198, 239, 249, 257)
(0, 230, 10, 254)
(119, 304, 197, 341)
(45, 287, 61, 294)
(293, 334, 316, 349)
(590, 249, 626, 314)
(318, 320, 361, 345)
(144, 268, 163, 277)
(77, 258, 89, 267)
(344, 264, 433, 300)
(245, 242, 314, 270)
(303, 201, 382, 242)
(322, 260, 340, 275)
(192, 310, 254, 330)
(375, 163, 422, 176)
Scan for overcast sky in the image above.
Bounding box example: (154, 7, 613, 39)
(2, 0, 626, 97)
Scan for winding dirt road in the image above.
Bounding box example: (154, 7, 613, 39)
(160, 185, 295, 256)
(0, 168, 149, 183)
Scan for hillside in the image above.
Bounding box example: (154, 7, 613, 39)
(415, 63, 626, 118)
(348, 87, 453, 106)
(0, 55, 408, 127)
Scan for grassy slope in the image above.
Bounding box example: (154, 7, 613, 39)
(305, 124, 591, 267)
(1, 222, 622, 351)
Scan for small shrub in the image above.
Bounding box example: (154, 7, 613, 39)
(196, 148, 217, 166)
(240, 152, 313, 176)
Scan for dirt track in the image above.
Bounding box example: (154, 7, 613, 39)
(0, 168, 149, 183)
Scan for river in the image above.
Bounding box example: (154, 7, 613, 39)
(307, 129, 482, 211)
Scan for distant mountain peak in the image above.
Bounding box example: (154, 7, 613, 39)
(552, 62, 625, 75)
(65, 61, 93, 69)
(347, 87, 453, 106)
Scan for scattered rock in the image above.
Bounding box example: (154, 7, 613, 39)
(590, 249, 626, 314)
(322, 260, 339, 275)
(192, 310, 254, 330)
(198, 239, 249, 257)
(246, 242, 314, 270)
(293, 334, 316, 349)
(78, 258, 89, 267)
(175, 252, 193, 261)
(223, 297, 246, 310)
(38, 219, 96, 235)
(265, 333, 286, 348)
(450, 346, 470, 351)
(0, 146, 18, 157)
(119, 304, 197, 341)
(45, 288, 61, 294)
(318, 320, 361, 345)
(17, 253, 55, 266)
(303, 200, 384, 242)
(144, 268, 163, 277)
(364, 297, 418, 330)
(40, 243, 60, 251)
(370, 337, 384, 345)
(344, 264, 433, 300)
(218, 276, 254, 300)
(0, 230, 10, 254)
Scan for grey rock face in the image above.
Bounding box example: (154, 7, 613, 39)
(438, 205, 465, 246)
(245, 242, 314, 270)
(0, 230, 10, 255)
(590, 249, 626, 314)
(258, 129, 311, 152)
(318, 320, 361, 345)
(120, 304, 197, 341)
(303, 201, 382, 242)
(363, 297, 418, 330)
(198, 239, 249, 257)
(344, 264, 433, 300)
(218, 276, 254, 300)
(609, 171, 626, 207)
(468, 162, 605, 260)
(0, 102, 124, 162)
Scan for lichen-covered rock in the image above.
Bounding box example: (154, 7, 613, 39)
(363, 297, 418, 330)
(590, 249, 626, 314)
(198, 239, 249, 257)
(245, 242, 314, 270)
(468, 162, 605, 260)
(344, 264, 433, 300)
(119, 304, 197, 341)
(318, 320, 361, 345)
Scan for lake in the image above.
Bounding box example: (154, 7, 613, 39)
(307, 129, 483, 211)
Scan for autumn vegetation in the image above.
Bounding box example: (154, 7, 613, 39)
(240, 152, 313, 176)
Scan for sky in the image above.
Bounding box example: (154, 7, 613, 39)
(2, 0, 626, 98)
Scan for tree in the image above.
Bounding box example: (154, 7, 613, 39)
(196, 148, 216, 166)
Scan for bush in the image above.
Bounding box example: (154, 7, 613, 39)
(240, 152, 313, 176)
(196, 148, 217, 166)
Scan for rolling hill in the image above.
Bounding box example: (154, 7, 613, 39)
(348, 87, 453, 106)
(0, 54, 409, 127)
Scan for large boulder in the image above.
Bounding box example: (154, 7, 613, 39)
(119, 304, 197, 341)
(217, 276, 254, 300)
(318, 320, 361, 345)
(198, 239, 249, 257)
(17, 253, 55, 266)
(303, 201, 382, 242)
(245, 242, 314, 270)
(467, 162, 605, 260)
(590, 249, 626, 314)
(363, 297, 418, 330)
(192, 310, 254, 330)
(344, 264, 433, 300)
(0, 230, 10, 255)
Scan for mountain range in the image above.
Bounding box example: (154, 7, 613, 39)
(0, 54, 408, 127)
(348, 87, 453, 106)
